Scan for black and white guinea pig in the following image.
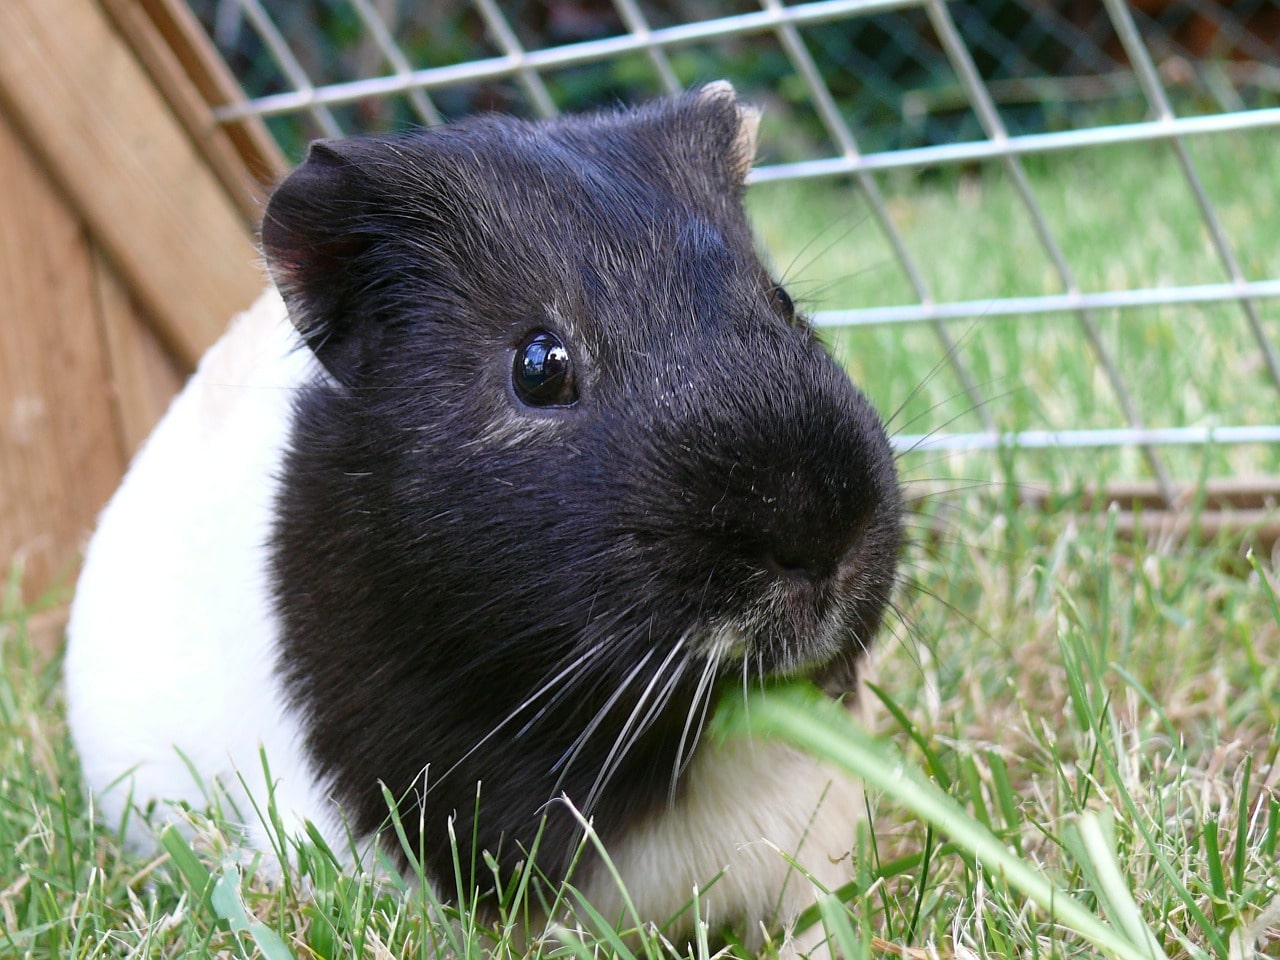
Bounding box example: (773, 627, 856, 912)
(65, 82, 901, 949)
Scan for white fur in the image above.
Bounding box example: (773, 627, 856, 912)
(579, 737, 860, 955)
(65, 288, 342, 859)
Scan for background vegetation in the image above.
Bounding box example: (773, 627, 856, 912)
(192, 0, 1280, 158)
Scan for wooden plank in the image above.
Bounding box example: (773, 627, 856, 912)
(93, 246, 188, 457)
(0, 111, 125, 601)
(98, 0, 288, 223)
(1110, 509, 1280, 546)
(0, 0, 263, 369)
(908, 478, 1280, 548)
(1011, 477, 1280, 512)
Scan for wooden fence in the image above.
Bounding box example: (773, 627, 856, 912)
(0, 0, 284, 608)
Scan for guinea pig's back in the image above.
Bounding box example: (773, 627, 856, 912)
(65, 288, 335, 855)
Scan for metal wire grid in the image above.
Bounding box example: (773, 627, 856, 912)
(197, 0, 1280, 501)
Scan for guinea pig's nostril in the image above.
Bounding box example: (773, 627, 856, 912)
(762, 548, 816, 580)
(762, 518, 870, 583)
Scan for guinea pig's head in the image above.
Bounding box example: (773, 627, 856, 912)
(262, 82, 901, 883)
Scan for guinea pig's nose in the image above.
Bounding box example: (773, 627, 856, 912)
(762, 546, 824, 581)
(760, 519, 868, 583)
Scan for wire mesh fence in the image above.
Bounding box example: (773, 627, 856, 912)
(191, 0, 1280, 501)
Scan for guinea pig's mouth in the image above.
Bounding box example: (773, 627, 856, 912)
(701, 612, 865, 699)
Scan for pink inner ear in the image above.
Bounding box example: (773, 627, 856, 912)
(729, 106, 761, 181)
(270, 236, 367, 279)
(694, 81, 761, 183)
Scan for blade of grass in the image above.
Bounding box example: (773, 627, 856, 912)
(159, 825, 215, 911)
(210, 863, 295, 960)
(1068, 812, 1165, 960)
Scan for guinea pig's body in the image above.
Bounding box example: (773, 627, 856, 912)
(66, 85, 900, 950)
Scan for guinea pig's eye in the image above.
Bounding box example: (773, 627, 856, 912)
(513, 330, 578, 407)
(772, 284, 796, 323)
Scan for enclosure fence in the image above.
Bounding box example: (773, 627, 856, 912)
(195, 0, 1280, 507)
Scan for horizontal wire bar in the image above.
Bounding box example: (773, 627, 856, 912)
(212, 0, 926, 120)
(893, 425, 1280, 453)
(812, 278, 1280, 327)
(749, 107, 1280, 182)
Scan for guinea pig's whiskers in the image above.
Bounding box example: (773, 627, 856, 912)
(418, 638, 614, 799)
(875, 602, 926, 677)
(583, 637, 689, 813)
(669, 647, 723, 805)
(778, 216, 867, 291)
(551, 645, 657, 787)
(881, 330, 982, 434)
(512, 641, 618, 736)
(895, 576, 997, 651)
(887, 381, 1012, 466)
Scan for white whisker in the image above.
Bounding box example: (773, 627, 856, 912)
(669, 649, 721, 805)
(420, 639, 614, 798)
(583, 637, 688, 812)
(678, 650, 721, 781)
(551, 645, 657, 791)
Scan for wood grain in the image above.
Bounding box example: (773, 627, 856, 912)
(93, 247, 188, 457)
(0, 0, 263, 368)
(0, 112, 125, 601)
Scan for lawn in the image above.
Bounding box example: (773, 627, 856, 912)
(2, 131, 1278, 958)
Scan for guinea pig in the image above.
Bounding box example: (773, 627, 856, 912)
(64, 81, 901, 952)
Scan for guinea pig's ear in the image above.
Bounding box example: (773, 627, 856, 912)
(691, 80, 761, 184)
(261, 139, 379, 384)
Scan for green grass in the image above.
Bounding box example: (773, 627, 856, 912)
(3, 133, 1279, 957)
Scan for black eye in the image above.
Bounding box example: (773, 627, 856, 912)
(513, 330, 578, 407)
(772, 284, 796, 323)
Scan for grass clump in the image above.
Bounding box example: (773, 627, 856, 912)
(790, 495, 1280, 958)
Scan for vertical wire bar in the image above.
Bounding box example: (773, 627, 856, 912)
(213, 0, 242, 50)
(1101, 0, 1280, 394)
(347, 0, 444, 126)
(471, 0, 559, 118)
(758, 0, 994, 432)
(924, 0, 1177, 502)
(610, 0, 683, 94)
(235, 0, 343, 138)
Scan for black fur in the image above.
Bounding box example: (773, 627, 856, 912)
(263, 89, 902, 893)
